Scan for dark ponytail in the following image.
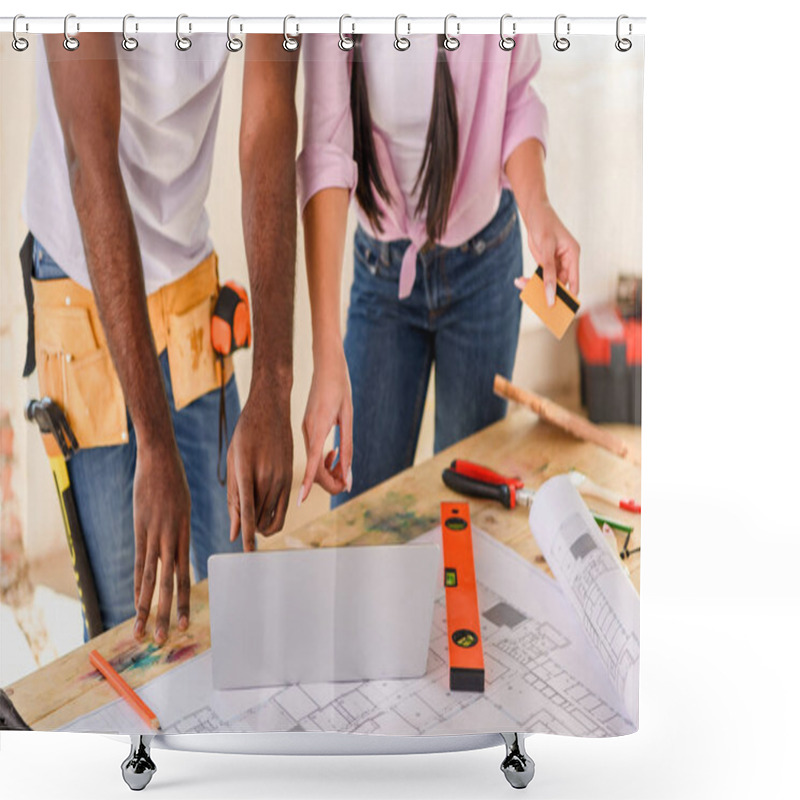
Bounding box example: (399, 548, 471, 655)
(350, 35, 459, 244)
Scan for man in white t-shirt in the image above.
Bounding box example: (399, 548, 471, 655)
(22, 34, 297, 643)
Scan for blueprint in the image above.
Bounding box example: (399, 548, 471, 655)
(61, 525, 636, 737)
(529, 476, 640, 725)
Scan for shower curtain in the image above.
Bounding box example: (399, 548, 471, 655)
(0, 18, 644, 741)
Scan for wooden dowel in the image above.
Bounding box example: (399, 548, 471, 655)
(494, 375, 638, 465)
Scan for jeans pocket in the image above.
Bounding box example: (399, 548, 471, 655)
(353, 228, 384, 276)
(467, 191, 519, 256)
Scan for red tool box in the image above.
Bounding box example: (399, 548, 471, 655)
(577, 305, 641, 425)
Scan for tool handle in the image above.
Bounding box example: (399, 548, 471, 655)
(442, 468, 512, 509)
(450, 459, 524, 489)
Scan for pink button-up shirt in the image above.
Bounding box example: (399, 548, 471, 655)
(297, 35, 548, 299)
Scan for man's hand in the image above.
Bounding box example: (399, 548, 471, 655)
(299, 341, 353, 504)
(132, 440, 191, 645)
(227, 388, 293, 550)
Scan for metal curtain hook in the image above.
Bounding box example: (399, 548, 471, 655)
(615, 14, 632, 52)
(176, 14, 192, 51)
(121, 14, 138, 51)
(12, 14, 29, 52)
(444, 14, 460, 51)
(227, 15, 243, 52)
(499, 14, 515, 51)
(339, 14, 354, 51)
(283, 15, 299, 51)
(63, 13, 79, 51)
(553, 14, 570, 51)
(394, 15, 410, 51)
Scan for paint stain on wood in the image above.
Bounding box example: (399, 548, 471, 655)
(165, 643, 198, 664)
(358, 492, 438, 545)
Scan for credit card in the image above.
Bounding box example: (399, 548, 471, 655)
(519, 265, 580, 340)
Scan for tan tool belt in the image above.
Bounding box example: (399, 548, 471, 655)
(32, 252, 233, 449)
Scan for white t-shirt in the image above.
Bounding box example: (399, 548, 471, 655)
(363, 35, 437, 218)
(23, 35, 229, 294)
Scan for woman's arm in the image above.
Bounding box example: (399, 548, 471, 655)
(505, 138, 580, 303)
(298, 188, 353, 504)
(296, 36, 359, 503)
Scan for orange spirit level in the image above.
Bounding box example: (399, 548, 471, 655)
(441, 502, 484, 692)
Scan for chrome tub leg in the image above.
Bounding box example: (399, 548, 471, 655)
(500, 733, 535, 789)
(121, 734, 156, 791)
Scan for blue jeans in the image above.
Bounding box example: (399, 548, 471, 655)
(33, 242, 243, 637)
(332, 189, 523, 508)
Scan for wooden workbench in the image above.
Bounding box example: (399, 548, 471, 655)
(3, 408, 640, 731)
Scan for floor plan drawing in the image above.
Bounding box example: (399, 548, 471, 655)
(62, 526, 636, 738)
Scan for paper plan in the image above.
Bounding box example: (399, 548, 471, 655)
(61, 525, 636, 737)
(529, 475, 640, 725)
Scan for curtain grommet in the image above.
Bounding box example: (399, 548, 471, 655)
(394, 15, 411, 51)
(12, 14, 29, 52)
(499, 14, 515, 51)
(553, 14, 570, 52)
(444, 14, 460, 51)
(283, 15, 299, 51)
(226, 15, 243, 52)
(121, 14, 139, 51)
(339, 14, 354, 51)
(63, 13, 80, 51)
(175, 14, 192, 51)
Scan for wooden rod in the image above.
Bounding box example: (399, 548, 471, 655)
(493, 375, 638, 465)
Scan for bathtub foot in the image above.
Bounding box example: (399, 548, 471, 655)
(500, 733, 535, 789)
(121, 735, 156, 791)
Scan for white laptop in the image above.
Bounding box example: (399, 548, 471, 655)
(208, 543, 441, 690)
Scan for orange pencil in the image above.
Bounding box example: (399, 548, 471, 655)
(89, 649, 161, 731)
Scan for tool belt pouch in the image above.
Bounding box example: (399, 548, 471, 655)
(29, 251, 232, 449)
(32, 282, 129, 449)
(162, 253, 233, 412)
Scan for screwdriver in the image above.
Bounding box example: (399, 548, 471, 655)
(441, 459, 634, 533)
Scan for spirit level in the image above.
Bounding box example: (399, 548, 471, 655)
(440, 502, 484, 692)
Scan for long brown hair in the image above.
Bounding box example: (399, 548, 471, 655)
(350, 35, 459, 244)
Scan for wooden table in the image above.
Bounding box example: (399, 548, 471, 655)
(3, 408, 640, 730)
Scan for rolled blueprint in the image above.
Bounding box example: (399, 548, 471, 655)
(529, 475, 640, 726)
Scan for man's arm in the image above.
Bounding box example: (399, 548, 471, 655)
(44, 34, 191, 644)
(227, 35, 298, 550)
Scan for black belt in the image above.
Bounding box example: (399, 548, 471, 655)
(20, 231, 36, 378)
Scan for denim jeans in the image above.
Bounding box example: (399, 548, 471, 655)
(332, 189, 523, 508)
(32, 241, 243, 637)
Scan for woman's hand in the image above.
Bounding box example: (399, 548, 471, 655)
(516, 199, 581, 304)
(299, 341, 353, 504)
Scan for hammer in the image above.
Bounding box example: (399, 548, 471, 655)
(26, 397, 104, 639)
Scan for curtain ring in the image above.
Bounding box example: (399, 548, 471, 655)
(499, 14, 515, 51)
(63, 13, 79, 51)
(12, 14, 29, 52)
(553, 14, 570, 51)
(338, 14, 354, 51)
(443, 14, 460, 51)
(394, 15, 410, 51)
(615, 14, 632, 52)
(227, 15, 243, 52)
(121, 14, 138, 51)
(283, 15, 299, 51)
(176, 14, 192, 51)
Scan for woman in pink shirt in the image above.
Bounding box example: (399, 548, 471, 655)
(297, 34, 580, 506)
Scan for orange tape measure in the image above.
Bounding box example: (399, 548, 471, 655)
(441, 502, 485, 692)
(211, 281, 251, 357)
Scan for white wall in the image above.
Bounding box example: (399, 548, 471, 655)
(0, 35, 643, 559)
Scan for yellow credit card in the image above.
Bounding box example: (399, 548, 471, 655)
(519, 266, 580, 340)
